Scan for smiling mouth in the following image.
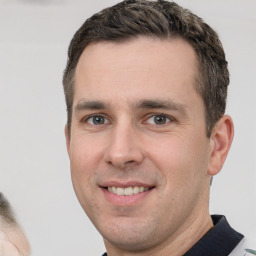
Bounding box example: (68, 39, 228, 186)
(105, 186, 154, 196)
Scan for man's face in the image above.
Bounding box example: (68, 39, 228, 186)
(66, 37, 214, 252)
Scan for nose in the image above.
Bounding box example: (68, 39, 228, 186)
(104, 123, 145, 169)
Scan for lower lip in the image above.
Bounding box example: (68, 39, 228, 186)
(101, 188, 153, 206)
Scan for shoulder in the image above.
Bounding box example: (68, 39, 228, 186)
(229, 238, 256, 256)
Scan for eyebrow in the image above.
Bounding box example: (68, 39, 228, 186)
(74, 99, 187, 114)
(136, 99, 187, 112)
(74, 100, 106, 112)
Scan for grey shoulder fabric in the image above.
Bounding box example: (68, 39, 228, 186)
(229, 238, 256, 256)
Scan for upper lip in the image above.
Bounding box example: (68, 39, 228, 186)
(100, 180, 155, 188)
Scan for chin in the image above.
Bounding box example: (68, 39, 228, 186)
(100, 217, 158, 252)
(104, 234, 154, 252)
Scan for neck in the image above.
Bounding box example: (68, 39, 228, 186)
(158, 212, 213, 256)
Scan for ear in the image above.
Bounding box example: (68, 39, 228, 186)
(208, 115, 234, 176)
(65, 125, 71, 158)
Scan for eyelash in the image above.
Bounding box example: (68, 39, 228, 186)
(143, 113, 175, 126)
(83, 114, 110, 125)
(82, 113, 175, 126)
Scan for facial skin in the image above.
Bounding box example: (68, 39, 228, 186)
(0, 218, 30, 256)
(66, 37, 233, 256)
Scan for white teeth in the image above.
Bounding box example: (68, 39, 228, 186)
(124, 187, 133, 196)
(116, 187, 125, 196)
(133, 186, 140, 194)
(107, 186, 151, 196)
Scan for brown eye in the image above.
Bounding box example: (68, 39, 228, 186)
(87, 116, 109, 125)
(147, 115, 171, 125)
(154, 115, 167, 124)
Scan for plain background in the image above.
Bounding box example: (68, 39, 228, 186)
(0, 0, 255, 255)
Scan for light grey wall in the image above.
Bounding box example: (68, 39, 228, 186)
(0, 0, 255, 255)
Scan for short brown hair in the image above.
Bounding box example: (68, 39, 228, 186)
(63, 0, 229, 137)
(0, 193, 16, 224)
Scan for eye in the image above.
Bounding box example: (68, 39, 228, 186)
(87, 115, 109, 125)
(146, 114, 171, 125)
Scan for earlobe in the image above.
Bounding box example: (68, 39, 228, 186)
(208, 115, 234, 176)
(65, 125, 71, 157)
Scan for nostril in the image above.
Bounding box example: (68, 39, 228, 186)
(106, 159, 136, 168)
(125, 160, 135, 165)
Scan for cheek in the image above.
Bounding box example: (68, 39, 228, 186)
(70, 135, 103, 175)
(69, 138, 102, 204)
(146, 134, 210, 189)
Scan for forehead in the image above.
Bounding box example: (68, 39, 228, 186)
(0, 221, 30, 256)
(74, 37, 200, 105)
